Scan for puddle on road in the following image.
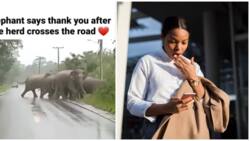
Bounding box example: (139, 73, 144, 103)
(23, 97, 47, 123)
(23, 97, 110, 124)
(19, 97, 114, 139)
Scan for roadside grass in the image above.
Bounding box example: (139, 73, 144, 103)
(81, 93, 115, 114)
(80, 79, 115, 114)
(0, 85, 9, 94)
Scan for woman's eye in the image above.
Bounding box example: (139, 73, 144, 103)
(168, 40, 176, 44)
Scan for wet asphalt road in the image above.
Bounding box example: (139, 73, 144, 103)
(0, 85, 115, 139)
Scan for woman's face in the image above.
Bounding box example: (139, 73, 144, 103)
(162, 28, 189, 59)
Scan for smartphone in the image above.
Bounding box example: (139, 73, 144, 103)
(182, 92, 196, 100)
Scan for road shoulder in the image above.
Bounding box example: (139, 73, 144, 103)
(65, 100, 115, 122)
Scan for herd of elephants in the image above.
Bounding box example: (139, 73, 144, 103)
(21, 69, 105, 100)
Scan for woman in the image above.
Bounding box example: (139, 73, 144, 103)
(126, 17, 229, 139)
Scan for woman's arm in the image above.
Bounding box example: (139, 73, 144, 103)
(188, 77, 205, 99)
(127, 58, 153, 118)
(145, 96, 194, 116)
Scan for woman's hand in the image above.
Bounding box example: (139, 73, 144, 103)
(145, 96, 194, 116)
(165, 96, 194, 114)
(173, 55, 205, 99)
(173, 55, 197, 81)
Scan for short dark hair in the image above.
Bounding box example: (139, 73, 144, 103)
(161, 16, 189, 37)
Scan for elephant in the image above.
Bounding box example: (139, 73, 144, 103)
(51, 69, 88, 100)
(39, 74, 56, 99)
(21, 73, 52, 98)
(83, 76, 105, 93)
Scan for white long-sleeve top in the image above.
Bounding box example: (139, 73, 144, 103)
(127, 48, 204, 122)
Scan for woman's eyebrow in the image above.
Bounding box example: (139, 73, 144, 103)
(168, 38, 189, 41)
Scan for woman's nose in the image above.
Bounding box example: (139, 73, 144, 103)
(174, 43, 181, 50)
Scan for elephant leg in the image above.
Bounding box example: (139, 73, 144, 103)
(57, 89, 66, 100)
(61, 88, 68, 100)
(68, 89, 78, 100)
(52, 87, 63, 100)
(69, 94, 73, 100)
(79, 86, 87, 99)
(48, 92, 52, 99)
(79, 92, 84, 99)
(48, 92, 54, 100)
(65, 88, 73, 100)
(21, 89, 28, 97)
(40, 89, 47, 99)
(40, 94, 45, 99)
(52, 88, 59, 100)
(32, 89, 38, 98)
(48, 89, 53, 99)
(77, 87, 85, 99)
(69, 93, 74, 100)
(50, 87, 56, 99)
(68, 91, 76, 100)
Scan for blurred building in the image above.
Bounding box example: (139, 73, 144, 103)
(121, 2, 248, 139)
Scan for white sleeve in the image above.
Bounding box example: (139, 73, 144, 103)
(195, 63, 204, 77)
(127, 58, 155, 122)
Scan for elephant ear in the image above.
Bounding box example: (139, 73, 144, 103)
(70, 71, 79, 80)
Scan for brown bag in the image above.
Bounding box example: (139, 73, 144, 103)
(152, 78, 230, 139)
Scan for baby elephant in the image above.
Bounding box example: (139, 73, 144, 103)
(83, 76, 105, 93)
(21, 73, 52, 98)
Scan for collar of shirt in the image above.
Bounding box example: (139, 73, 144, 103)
(159, 47, 174, 64)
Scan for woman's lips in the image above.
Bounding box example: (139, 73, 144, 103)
(173, 53, 180, 56)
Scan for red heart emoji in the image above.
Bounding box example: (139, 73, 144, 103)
(98, 27, 109, 36)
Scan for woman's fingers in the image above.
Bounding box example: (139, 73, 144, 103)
(174, 62, 183, 71)
(174, 55, 197, 80)
(174, 55, 188, 64)
(176, 98, 194, 112)
(191, 57, 195, 65)
(171, 92, 195, 113)
(181, 96, 193, 104)
(174, 55, 195, 67)
(173, 57, 182, 65)
(171, 95, 180, 100)
(174, 56, 188, 70)
(170, 97, 182, 104)
(179, 55, 190, 64)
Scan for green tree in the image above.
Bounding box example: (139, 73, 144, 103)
(0, 40, 23, 84)
(63, 53, 85, 70)
(5, 60, 25, 84)
(83, 51, 97, 72)
(80, 49, 115, 113)
(62, 51, 99, 74)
